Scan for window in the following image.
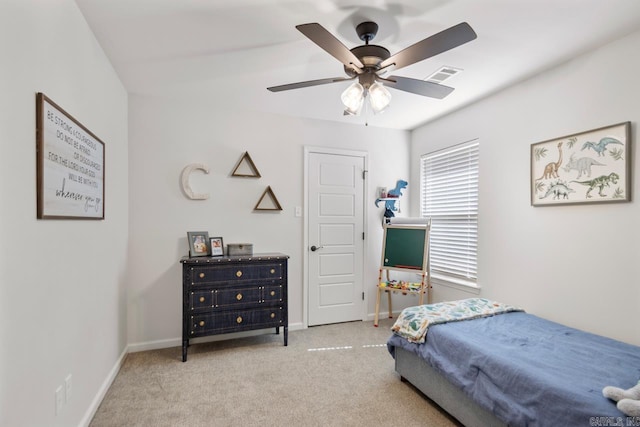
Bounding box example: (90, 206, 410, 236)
(420, 139, 478, 285)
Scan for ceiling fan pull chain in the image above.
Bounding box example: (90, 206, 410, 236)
(364, 99, 370, 126)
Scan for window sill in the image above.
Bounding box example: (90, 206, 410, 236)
(431, 273, 480, 295)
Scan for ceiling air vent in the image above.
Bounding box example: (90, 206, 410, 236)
(425, 66, 462, 83)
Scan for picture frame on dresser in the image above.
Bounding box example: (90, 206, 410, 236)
(187, 231, 209, 257)
(209, 237, 224, 256)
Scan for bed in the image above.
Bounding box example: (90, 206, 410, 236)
(386, 298, 640, 426)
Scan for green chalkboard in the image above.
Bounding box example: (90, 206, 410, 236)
(381, 224, 429, 271)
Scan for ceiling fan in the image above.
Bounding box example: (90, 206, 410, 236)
(267, 21, 477, 115)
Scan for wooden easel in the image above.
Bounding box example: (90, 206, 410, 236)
(374, 220, 431, 326)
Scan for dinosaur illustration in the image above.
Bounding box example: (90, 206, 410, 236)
(571, 172, 619, 198)
(581, 137, 623, 157)
(563, 154, 605, 179)
(375, 179, 408, 218)
(535, 142, 563, 181)
(539, 181, 575, 200)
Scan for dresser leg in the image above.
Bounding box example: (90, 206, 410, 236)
(275, 326, 280, 335)
(284, 326, 288, 346)
(182, 340, 188, 362)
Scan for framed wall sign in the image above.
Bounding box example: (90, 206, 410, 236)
(530, 122, 631, 206)
(36, 93, 105, 219)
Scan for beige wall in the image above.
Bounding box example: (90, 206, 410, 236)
(0, 1, 128, 426)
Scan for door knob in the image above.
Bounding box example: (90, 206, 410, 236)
(310, 245, 323, 252)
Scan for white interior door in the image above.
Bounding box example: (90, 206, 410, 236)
(307, 151, 365, 326)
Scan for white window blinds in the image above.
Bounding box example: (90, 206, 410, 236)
(420, 140, 479, 283)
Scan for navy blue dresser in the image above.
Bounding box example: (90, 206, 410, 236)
(180, 253, 288, 361)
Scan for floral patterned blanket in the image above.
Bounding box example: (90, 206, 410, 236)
(391, 298, 523, 343)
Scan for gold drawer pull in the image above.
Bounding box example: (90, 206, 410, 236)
(236, 293, 243, 301)
(199, 296, 205, 303)
(270, 290, 275, 296)
(270, 313, 275, 319)
(236, 316, 243, 324)
(199, 272, 205, 278)
(236, 270, 242, 278)
(199, 321, 205, 327)
(270, 269, 275, 274)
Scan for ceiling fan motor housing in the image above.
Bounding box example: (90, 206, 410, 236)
(344, 44, 391, 77)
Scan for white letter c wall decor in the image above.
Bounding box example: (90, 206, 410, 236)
(181, 163, 210, 200)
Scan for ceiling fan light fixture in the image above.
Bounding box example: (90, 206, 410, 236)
(341, 82, 364, 115)
(368, 82, 391, 114)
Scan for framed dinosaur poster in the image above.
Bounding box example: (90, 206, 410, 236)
(530, 121, 630, 206)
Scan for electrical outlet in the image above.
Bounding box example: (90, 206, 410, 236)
(55, 385, 64, 415)
(64, 374, 72, 402)
(295, 206, 302, 217)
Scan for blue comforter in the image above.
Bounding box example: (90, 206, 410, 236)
(387, 312, 640, 426)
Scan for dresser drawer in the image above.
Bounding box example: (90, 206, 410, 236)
(189, 263, 283, 285)
(216, 286, 262, 308)
(263, 284, 283, 303)
(189, 307, 283, 336)
(189, 290, 215, 310)
(189, 286, 281, 311)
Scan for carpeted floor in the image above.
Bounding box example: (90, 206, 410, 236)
(90, 319, 460, 426)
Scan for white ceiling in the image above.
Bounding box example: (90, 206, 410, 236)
(74, 0, 640, 130)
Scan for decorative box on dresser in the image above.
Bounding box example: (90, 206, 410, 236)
(180, 252, 288, 362)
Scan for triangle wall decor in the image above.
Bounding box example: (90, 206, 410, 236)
(254, 186, 283, 211)
(231, 151, 261, 178)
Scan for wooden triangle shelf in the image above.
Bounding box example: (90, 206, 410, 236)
(254, 186, 283, 211)
(231, 152, 261, 178)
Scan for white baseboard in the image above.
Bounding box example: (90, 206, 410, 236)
(127, 322, 305, 353)
(79, 344, 129, 427)
(128, 337, 181, 353)
(365, 311, 402, 322)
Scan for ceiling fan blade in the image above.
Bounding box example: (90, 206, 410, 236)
(380, 22, 477, 71)
(267, 76, 354, 92)
(384, 76, 454, 99)
(296, 23, 364, 73)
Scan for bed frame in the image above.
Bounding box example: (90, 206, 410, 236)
(395, 347, 506, 427)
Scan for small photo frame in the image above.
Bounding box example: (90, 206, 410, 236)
(187, 231, 210, 257)
(209, 237, 224, 257)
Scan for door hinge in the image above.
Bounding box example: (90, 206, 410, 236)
(362, 170, 367, 179)
(362, 292, 365, 300)
(362, 232, 365, 240)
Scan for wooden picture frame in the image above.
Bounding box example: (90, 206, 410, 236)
(36, 93, 105, 219)
(209, 237, 224, 257)
(531, 122, 631, 206)
(187, 231, 210, 257)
